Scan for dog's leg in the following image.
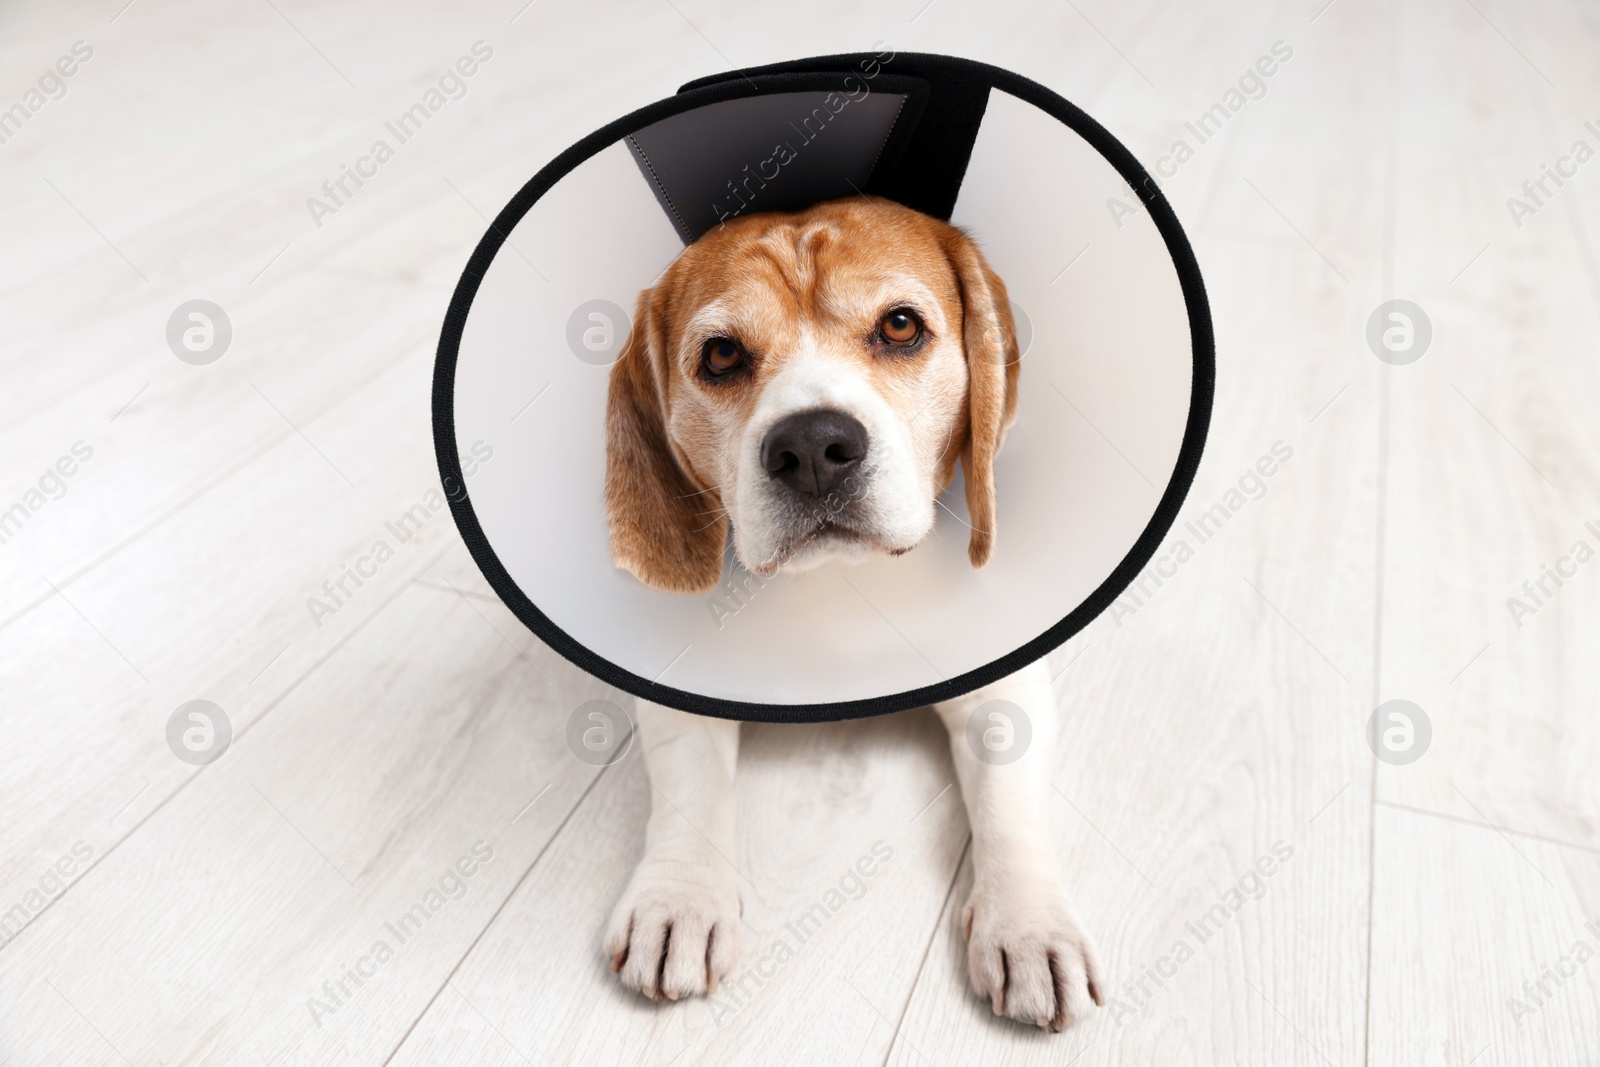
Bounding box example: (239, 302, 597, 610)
(604, 700, 742, 1000)
(933, 658, 1103, 1031)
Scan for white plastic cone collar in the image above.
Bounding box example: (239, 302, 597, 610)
(435, 53, 1213, 723)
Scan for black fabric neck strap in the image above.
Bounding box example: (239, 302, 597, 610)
(627, 52, 994, 243)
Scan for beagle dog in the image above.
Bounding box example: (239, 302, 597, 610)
(602, 196, 1103, 1031)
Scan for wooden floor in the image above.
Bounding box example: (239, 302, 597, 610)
(2, 0, 1598, 1063)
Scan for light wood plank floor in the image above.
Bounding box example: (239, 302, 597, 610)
(2, 0, 1597, 1064)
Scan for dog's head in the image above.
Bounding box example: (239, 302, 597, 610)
(605, 196, 1019, 594)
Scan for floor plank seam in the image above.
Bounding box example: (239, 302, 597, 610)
(413, 578, 500, 604)
(0, 336, 432, 637)
(377, 761, 615, 1067)
(1363, 4, 1403, 1061)
(1373, 798, 1600, 856)
(0, 545, 440, 964)
(876, 834, 971, 1067)
(0, 429, 291, 636)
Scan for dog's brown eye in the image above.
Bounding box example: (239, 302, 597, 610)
(879, 309, 922, 346)
(703, 337, 745, 376)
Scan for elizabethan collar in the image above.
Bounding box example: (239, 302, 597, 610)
(434, 52, 1213, 723)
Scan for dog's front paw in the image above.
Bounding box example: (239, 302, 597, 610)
(604, 858, 741, 1000)
(961, 876, 1103, 1031)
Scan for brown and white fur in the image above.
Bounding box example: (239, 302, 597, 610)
(602, 196, 1102, 1031)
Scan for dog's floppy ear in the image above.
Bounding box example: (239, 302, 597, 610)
(944, 229, 1021, 569)
(605, 289, 728, 594)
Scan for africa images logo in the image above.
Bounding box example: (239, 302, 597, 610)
(304, 41, 494, 228)
(706, 44, 895, 226)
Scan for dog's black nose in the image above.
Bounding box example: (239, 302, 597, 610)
(761, 409, 868, 497)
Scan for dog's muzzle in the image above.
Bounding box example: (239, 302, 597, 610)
(760, 408, 868, 498)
